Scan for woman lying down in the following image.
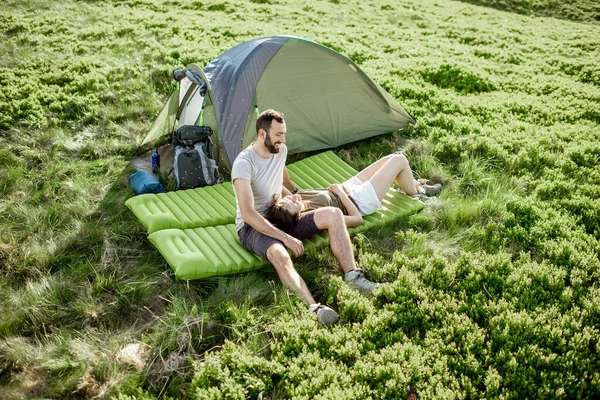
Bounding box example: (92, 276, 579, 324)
(266, 154, 442, 229)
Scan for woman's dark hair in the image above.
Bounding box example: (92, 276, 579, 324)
(265, 195, 300, 230)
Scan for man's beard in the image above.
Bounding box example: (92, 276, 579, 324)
(264, 133, 280, 154)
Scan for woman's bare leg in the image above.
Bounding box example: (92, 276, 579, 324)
(414, 179, 423, 192)
(365, 155, 420, 200)
(354, 155, 393, 183)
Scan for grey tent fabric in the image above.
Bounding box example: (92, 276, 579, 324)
(204, 37, 287, 165)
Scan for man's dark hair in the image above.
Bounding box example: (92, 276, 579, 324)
(265, 195, 299, 230)
(256, 109, 284, 135)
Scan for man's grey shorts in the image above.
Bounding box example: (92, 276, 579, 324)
(237, 211, 321, 260)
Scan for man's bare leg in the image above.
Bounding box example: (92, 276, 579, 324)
(266, 242, 340, 324)
(314, 207, 381, 295)
(266, 243, 315, 304)
(314, 207, 381, 294)
(313, 207, 357, 273)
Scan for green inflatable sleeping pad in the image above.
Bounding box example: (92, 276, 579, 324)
(131, 151, 423, 280)
(148, 224, 334, 280)
(126, 151, 422, 234)
(149, 189, 422, 279)
(125, 182, 236, 234)
(126, 151, 360, 233)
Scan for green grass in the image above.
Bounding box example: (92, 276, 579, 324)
(1, 0, 599, 398)
(459, 0, 600, 24)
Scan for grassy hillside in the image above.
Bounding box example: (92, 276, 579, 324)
(1, 0, 599, 398)
(460, 0, 600, 24)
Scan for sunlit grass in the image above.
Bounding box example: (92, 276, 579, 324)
(0, 0, 599, 397)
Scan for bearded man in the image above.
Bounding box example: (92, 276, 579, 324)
(231, 109, 380, 325)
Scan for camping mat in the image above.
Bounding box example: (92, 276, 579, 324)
(125, 151, 356, 234)
(144, 151, 423, 279)
(150, 190, 422, 280)
(125, 182, 237, 234)
(126, 151, 422, 234)
(148, 224, 333, 280)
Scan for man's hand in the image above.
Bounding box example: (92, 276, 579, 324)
(282, 234, 304, 258)
(234, 177, 305, 256)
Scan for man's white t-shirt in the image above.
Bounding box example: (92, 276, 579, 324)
(231, 143, 287, 232)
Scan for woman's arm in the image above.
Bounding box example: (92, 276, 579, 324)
(328, 184, 363, 227)
(282, 167, 298, 196)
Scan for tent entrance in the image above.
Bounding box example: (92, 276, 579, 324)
(177, 78, 205, 127)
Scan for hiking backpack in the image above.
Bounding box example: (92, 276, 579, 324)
(172, 125, 220, 189)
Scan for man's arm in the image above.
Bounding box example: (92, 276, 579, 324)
(282, 167, 297, 196)
(233, 178, 304, 257)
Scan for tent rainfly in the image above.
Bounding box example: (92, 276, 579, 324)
(142, 35, 415, 172)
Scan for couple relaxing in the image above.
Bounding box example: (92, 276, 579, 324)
(232, 109, 441, 325)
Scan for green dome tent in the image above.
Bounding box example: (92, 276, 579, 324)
(142, 35, 415, 172)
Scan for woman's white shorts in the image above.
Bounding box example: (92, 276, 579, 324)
(341, 177, 382, 216)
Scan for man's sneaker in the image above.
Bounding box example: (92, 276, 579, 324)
(310, 303, 340, 325)
(345, 268, 381, 295)
(421, 183, 442, 196)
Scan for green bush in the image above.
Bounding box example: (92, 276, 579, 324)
(421, 64, 496, 94)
